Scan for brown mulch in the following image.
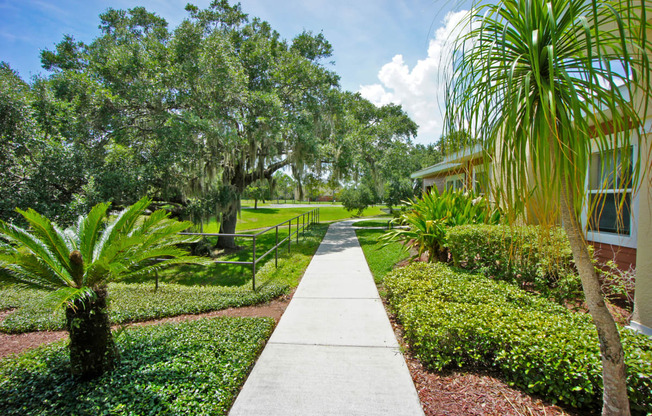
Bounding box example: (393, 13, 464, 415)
(381, 297, 592, 416)
(0, 292, 293, 360)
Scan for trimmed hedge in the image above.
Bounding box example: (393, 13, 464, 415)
(0, 282, 288, 333)
(447, 224, 582, 301)
(0, 317, 274, 415)
(385, 263, 652, 413)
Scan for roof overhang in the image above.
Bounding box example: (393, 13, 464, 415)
(410, 144, 484, 179)
(411, 162, 463, 179)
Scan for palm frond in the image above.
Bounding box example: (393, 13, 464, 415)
(93, 197, 149, 263)
(77, 202, 110, 263)
(16, 208, 73, 272)
(0, 221, 75, 288)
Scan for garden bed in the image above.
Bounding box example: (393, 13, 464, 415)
(0, 317, 275, 415)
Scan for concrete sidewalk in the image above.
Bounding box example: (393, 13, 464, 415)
(229, 220, 424, 416)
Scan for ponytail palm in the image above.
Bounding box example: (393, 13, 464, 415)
(445, 0, 652, 414)
(0, 197, 203, 378)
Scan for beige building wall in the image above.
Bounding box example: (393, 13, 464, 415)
(632, 133, 652, 333)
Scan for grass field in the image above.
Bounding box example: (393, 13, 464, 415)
(352, 218, 393, 228)
(201, 205, 388, 232)
(355, 228, 409, 284)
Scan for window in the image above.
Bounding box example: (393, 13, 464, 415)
(445, 173, 466, 191)
(473, 166, 489, 195)
(587, 147, 632, 235)
(584, 140, 638, 249)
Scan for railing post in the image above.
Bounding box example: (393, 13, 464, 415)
(275, 225, 279, 268)
(288, 219, 291, 253)
(252, 235, 257, 291)
(155, 270, 159, 291)
(296, 216, 299, 244)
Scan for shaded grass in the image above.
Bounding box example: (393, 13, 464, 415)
(355, 228, 409, 284)
(0, 317, 274, 415)
(154, 224, 329, 287)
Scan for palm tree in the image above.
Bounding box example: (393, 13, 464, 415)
(445, 0, 651, 414)
(0, 197, 204, 379)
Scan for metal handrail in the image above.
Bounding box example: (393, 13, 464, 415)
(180, 208, 319, 291)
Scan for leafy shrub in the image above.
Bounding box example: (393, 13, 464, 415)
(0, 317, 274, 415)
(447, 224, 582, 302)
(382, 188, 500, 262)
(340, 186, 375, 216)
(384, 263, 652, 413)
(0, 282, 288, 333)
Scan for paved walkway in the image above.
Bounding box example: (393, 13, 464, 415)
(229, 220, 424, 416)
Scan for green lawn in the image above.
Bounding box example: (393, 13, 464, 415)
(352, 218, 393, 228)
(355, 228, 409, 284)
(201, 205, 387, 232)
(0, 317, 274, 415)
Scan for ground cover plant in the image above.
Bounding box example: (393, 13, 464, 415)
(0, 317, 274, 415)
(355, 228, 409, 284)
(0, 282, 287, 334)
(384, 263, 652, 414)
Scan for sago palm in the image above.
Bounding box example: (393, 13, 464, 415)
(445, 0, 651, 414)
(0, 197, 204, 379)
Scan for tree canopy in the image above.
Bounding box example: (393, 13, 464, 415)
(0, 1, 425, 236)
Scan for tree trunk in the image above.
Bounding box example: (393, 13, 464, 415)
(254, 199, 258, 209)
(559, 182, 630, 416)
(217, 209, 238, 249)
(65, 286, 118, 380)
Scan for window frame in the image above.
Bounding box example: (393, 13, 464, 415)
(445, 173, 466, 191)
(582, 133, 639, 249)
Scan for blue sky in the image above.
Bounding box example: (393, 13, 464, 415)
(0, 0, 473, 143)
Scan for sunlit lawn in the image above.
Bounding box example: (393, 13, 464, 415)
(355, 228, 409, 284)
(202, 205, 388, 232)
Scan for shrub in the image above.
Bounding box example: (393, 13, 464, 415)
(382, 188, 500, 262)
(0, 282, 288, 333)
(384, 263, 652, 413)
(340, 186, 375, 216)
(447, 224, 582, 302)
(0, 317, 274, 415)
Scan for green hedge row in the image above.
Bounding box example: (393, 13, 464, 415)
(0, 317, 274, 415)
(0, 282, 288, 333)
(384, 263, 652, 413)
(447, 224, 582, 301)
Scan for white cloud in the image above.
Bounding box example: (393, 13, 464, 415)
(359, 9, 469, 144)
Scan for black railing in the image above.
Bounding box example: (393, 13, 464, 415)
(178, 208, 319, 291)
